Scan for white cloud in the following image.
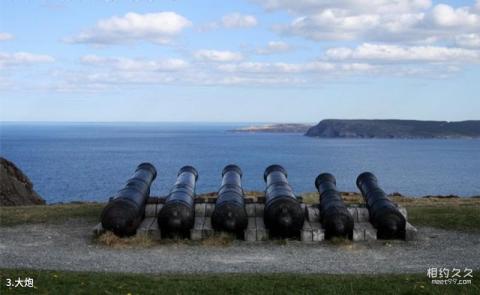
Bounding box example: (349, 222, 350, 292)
(66, 12, 191, 44)
(221, 13, 258, 28)
(325, 43, 480, 63)
(80, 55, 188, 71)
(256, 41, 292, 54)
(253, 0, 432, 14)
(254, 1, 480, 46)
(455, 34, 480, 49)
(0, 52, 54, 68)
(218, 61, 335, 73)
(0, 32, 14, 41)
(194, 50, 244, 62)
(431, 4, 479, 27)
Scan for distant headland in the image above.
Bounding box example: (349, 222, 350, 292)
(231, 123, 312, 133)
(232, 120, 480, 139)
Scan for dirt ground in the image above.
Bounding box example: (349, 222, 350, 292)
(1, 218, 479, 274)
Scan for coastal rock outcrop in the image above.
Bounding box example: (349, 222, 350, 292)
(305, 119, 480, 139)
(0, 157, 45, 206)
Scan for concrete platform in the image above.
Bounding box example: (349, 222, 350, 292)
(94, 202, 417, 242)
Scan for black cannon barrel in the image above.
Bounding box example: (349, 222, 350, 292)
(157, 166, 198, 236)
(356, 172, 406, 239)
(211, 164, 248, 233)
(101, 163, 157, 237)
(315, 173, 354, 239)
(263, 165, 304, 237)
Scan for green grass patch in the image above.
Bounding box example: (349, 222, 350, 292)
(407, 205, 480, 232)
(0, 203, 103, 226)
(1, 269, 478, 295)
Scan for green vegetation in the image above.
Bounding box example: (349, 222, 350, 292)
(0, 203, 103, 226)
(407, 205, 480, 233)
(1, 269, 478, 295)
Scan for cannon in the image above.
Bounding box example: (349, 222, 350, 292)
(211, 164, 248, 234)
(263, 165, 304, 237)
(157, 166, 198, 236)
(356, 172, 406, 239)
(315, 173, 354, 239)
(101, 163, 157, 237)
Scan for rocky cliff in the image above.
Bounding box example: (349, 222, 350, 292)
(0, 157, 45, 206)
(305, 119, 480, 139)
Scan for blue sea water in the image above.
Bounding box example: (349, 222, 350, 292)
(1, 122, 479, 203)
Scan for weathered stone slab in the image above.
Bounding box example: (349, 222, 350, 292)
(306, 206, 320, 223)
(145, 204, 162, 217)
(137, 217, 155, 233)
(190, 217, 205, 240)
(255, 204, 264, 217)
(347, 208, 358, 222)
(245, 217, 257, 241)
(202, 217, 214, 238)
(205, 204, 215, 217)
(405, 222, 417, 241)
(399, 207, 407, 219)
(310, 222, 325, 242)
(353, 222, 378, 241)
(357, 208, 370, 222)
(362, 222, 377, 240)
(245, 204, 256, 217)
(194, 203, 206, 218)
(255, 217, 269, 241)
(301, 220, 313, 242)
(92, 223, 104, 236)
(244, 229, 257, 242)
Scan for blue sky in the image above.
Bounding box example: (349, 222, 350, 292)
(1, 0, 479, 122)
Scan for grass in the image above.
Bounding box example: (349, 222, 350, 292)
(95, 232, 153, 249)
(0, 269, 478, 295)
(0, 203, 103, 226)
(407, 205, 480, 232)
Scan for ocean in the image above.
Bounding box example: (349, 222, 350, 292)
(1, 122, 479, 203)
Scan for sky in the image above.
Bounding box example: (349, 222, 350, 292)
(0, 0, 479, 123)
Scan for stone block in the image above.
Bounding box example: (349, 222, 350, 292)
(245, 204, 256, 217)
(205, 204, 215, 217)
(347, 207, 358, 222)
(309, 221, 324, 242)
(405, 222, 417, 241)
(92, 223, 104, 235)
(301, 220, 313, 242)
(399, 207, 408, 219)
(357, 208, 370, 222)
(255, 204, 264, 217)
(144, 204, 158, 217)
(194, 203, 206, 218)
(306, 206, 320, 223)
(244, 229, 257, 242)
